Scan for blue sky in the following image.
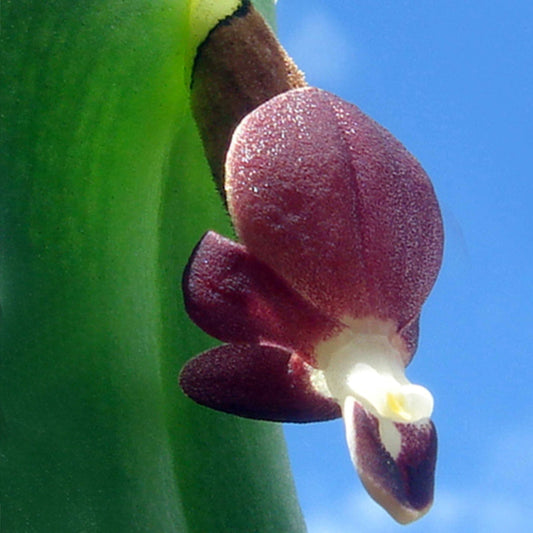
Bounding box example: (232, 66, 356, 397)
(276, 1, 533, 531)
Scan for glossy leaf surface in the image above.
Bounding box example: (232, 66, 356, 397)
(0, 1, 305, 531)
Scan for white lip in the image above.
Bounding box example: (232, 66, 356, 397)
(315, 319, 433, 423)
(347, 363, 433, 422)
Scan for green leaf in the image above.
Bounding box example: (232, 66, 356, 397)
(0, 1, 306, 531)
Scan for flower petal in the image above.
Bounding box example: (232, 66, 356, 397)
(179, 344, 341, 422)
(226, 87, 443, 330)
(398, 315, 420, 365)
(183, 231, 341, 357)
(343, 396, 437, 524)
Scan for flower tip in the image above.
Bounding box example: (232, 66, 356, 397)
(360, 477, 433, 525)
(343, 397, 437, 524)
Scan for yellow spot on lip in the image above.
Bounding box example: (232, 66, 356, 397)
(386, 392, 412, 421)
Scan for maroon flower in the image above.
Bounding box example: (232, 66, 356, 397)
(180, 87, 443, 523)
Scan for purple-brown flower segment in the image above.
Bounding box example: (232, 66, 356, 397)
(180, 87, 443, 524)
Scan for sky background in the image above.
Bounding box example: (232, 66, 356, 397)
(275, 2, 533, 532)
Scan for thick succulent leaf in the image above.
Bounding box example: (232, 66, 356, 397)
(343, 397, 437, 524)
(183, 231, 340, 357)
(0, 1, 306, 531)
(226, 87, 443, 329)
(180, 344, 341, 422)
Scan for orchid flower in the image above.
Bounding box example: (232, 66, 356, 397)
(180, 86, 443, 524)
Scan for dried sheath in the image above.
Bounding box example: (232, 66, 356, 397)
(190, 0, 306, 193)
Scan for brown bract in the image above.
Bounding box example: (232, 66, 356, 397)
(191, 0, 306, 193)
